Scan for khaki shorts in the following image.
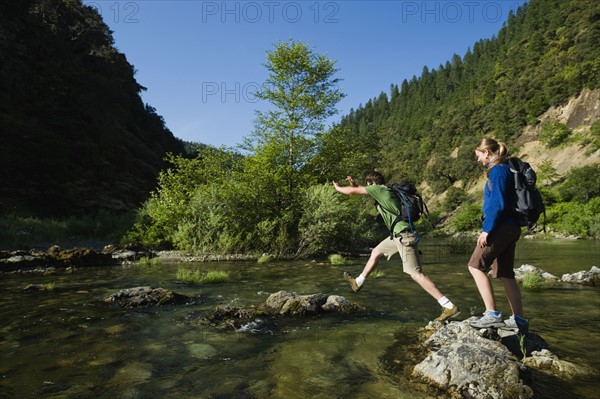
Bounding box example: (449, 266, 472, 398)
(468, 223, 521, 278)
(374, 232, 422, 275)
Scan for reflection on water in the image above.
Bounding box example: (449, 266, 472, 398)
(0, 239, 598, 398)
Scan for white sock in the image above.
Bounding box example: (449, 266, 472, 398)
(438, 296, 454, 309)
(355, 274, 365, 286)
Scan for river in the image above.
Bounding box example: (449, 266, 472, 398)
(1, 238, 598, 398)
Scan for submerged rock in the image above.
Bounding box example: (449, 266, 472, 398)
(264, 290, 359, 315)
(264, 291, 329, 315)
(200, 290, 361, 331)
(103, 286, 190, 308)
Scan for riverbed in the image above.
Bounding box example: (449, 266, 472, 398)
(1, 238, 598, 398)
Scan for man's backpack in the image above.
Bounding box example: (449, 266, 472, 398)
(379, 182, 430, 238)
(507, 157, 546, 231)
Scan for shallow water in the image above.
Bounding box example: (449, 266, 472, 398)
(1, 238, 598, 398)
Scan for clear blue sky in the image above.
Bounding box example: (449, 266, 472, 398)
(84, 0, 527, 147)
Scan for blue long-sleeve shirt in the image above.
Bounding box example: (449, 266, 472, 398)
(482, 163, 517, 233)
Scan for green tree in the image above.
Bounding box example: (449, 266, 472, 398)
(537, 160, 559, 186)
(246, 40, 345, 199)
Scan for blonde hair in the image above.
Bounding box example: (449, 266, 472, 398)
(476, 138, 509, 175)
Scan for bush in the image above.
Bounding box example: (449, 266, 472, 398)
(442, 187, 469, 213)
(547, 197, 600, 238)
(176, 267, 230, 284)
(328, 254, 349, 265)
(587, 119, 600, 155)
(522, 271, 545, 291)
(557, 165, 600, 203)
(539, 121, 571, 148)
(297, 184, 374, 256)
(448, 203, 482, 232)
(257, 254, 272, 264)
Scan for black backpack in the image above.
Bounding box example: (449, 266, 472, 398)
(507, 157, 546, 231)
(379, 182, 430, 238)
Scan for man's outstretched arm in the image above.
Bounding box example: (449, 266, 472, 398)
(333, 180, 368, 195)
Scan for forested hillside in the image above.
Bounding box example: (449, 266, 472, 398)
(0, 0, 184, 217)
(330, 0, 599, 191)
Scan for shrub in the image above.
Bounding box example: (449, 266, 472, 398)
(176, 267, 230, 284)
(257, 254, 272, 264)
(522, 271, 545, 291)
(200, 270, 230, 284)
(328, 254, 349, 265)
(557, 165, 600, 203)
(442, 187, 468, 213)
(449, 203, 482, 232)
(546, 197, 600, 238)
(298, 184, 356, 255)
(138, 256, 161, 266)
(369, 270, 385, 279)
(539, 121, 571, 148)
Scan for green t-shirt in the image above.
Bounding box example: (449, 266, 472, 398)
(365, 185, 410, 235)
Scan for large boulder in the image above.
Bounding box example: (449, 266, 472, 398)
(413, 322, 534, 399)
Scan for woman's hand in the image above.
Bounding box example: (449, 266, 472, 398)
(477, 232, 489, 248)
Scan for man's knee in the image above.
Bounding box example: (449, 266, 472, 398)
(370, 248, 384, 259)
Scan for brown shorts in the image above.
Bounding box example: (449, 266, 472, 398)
(468, 223, 521, 278)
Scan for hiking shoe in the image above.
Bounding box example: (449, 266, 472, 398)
(468, 311, 504, 328)
(503, 315, 529, 334)
(435, 305, 461, 322)
(343, 272, 362, 292)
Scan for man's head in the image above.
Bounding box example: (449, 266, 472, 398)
(365, 171, 385, 185)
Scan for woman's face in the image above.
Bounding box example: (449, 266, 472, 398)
(475, 149, 489, 165)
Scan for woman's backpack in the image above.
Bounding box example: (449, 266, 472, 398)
(508, 157, 546, 231)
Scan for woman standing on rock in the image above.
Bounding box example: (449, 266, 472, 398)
(468, 138, 529, 333)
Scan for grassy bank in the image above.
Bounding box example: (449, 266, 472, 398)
(0, 211, 136, 250)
